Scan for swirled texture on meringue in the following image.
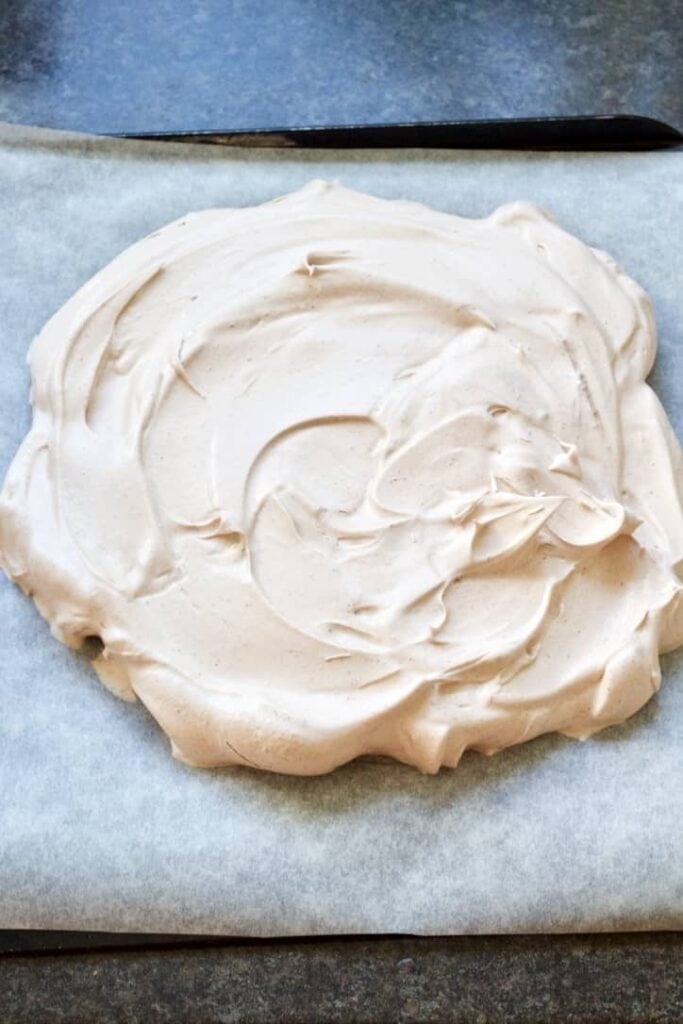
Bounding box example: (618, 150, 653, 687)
(2, 181, 683, 776)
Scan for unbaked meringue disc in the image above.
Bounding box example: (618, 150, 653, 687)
(2, 182, 683, 775)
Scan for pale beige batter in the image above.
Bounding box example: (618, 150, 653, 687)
(2, 181, 683, 775)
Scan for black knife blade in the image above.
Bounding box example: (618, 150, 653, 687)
(116, 115, 682, 149)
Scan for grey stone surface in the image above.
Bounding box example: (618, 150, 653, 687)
(2, 933, 683, 1023)
(0, 0, 682, 134)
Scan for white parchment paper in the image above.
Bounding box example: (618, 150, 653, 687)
(1, 123, 682, 935)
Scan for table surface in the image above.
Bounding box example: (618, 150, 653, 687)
(1, 0, 682, 135)
(2, 0, 683, 1020)
(1, 932, 682, 1023)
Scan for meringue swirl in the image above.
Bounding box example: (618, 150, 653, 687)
(2, 181, 683, 774)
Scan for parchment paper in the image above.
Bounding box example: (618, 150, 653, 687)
(1, 123, 682, 936)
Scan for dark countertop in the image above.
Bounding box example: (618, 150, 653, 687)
(2, 933, 683, 1023)
(1, 0, 682, 135)
(1, 1, 683, 1020)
